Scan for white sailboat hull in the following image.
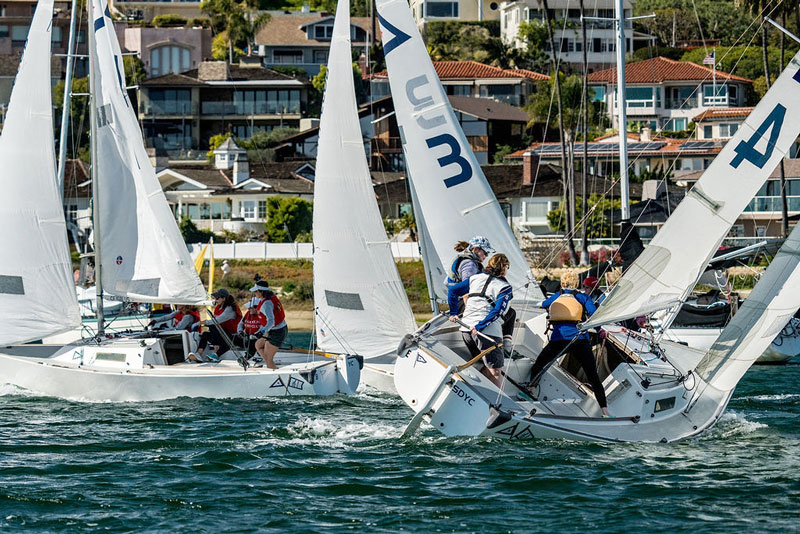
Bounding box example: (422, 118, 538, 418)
(0, 335, 360, 402)
(665, 317, 800, 364)
(394, 326, 732, 443)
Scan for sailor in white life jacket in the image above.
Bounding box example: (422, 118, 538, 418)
(448, 254, 513, 387)
(530, 271, 610, 417)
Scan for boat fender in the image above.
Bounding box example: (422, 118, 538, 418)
(486, 406, 513, 429)
(299, 370, 316, 384)
(396, 333, 416, 356)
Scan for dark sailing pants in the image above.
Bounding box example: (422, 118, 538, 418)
(529, 338, 607, 408)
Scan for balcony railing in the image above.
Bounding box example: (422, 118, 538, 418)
(665, 96, 698, 110)
(744, 196, 800, 212)
(141, 101, 197, 116)
(200, 101, 301, 116)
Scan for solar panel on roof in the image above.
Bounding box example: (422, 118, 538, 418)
(682, 141, 717, 150)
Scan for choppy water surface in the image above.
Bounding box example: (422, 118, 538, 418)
(0, 347, 798, 533)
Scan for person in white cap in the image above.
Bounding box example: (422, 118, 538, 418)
(232, 297, 267, 358)
(220, 260, 231, 279)
(249, 279, 288, 369)
(446, 235, 495, 289)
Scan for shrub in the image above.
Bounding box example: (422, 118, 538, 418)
(179, 216, 215, 243)
(152, 14, 188, 27)
(265, 197, 313, 242)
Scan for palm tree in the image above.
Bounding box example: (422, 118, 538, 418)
(201, 0, 270, 64)
(541, 0, 578, 264)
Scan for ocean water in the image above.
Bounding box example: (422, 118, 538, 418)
(0, 338, 798, 533)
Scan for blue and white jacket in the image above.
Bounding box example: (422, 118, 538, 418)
(448, 272, 513, 338)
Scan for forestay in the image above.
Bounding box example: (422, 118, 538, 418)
(584, 51, 800, 329)
(90, 0, 206, 304)
(375, 0, 543, 304)
(696, 223, 800, 391)
(312, 0, 417, 357)
(0, 0, 81, 344)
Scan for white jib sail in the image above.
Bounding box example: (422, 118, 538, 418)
(312, 0, 417, 357)
(696, 222, 800, 391)
(375, 0, 543, 304)
(584, 51, 800, 329)
(0, 0, 82, 344)
(90, 0, 206, 305)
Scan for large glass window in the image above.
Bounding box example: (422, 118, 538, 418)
(589, 85, 605, 102)
(426, 1, 459, 17)
(662, 117, 687, 131)
(703, 83, 728, 106)
(232, 89, 301, 115)
(150, 45, 190, 77)
(314, 25, 333, 40)
(147, 89, 192, 115)
(241, 201, 255, 219)
(625, 87, 656, 108)
(0, 25, 8, 38)
(719, 123, 739, 138)
(272, 50, 303, 64)
(11, 25, 29, 43)
(211, 202, 231, 220)
(446, 85, 472, 96)
(666, 86, 698, 109)
(313, 50, 328, 64)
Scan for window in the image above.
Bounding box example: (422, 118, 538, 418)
(589, 85, 605, 102)
(625, 87, 656, 108)
(351, 26, 367, 42)
(147, 89, 192, 115)
(150, 45, 190, 77)
(0, 25, 7, 38)
(446, 84, 472, 96)
(314, 24, 333, 40)
(11, 25, 29, 42)
(524, 199, 550, 222)
(703, 83, 728, 106)
(426, 1, 459, 18)
(199, 203, 211, 220)
(51, 25, 62, 43)
(0, 5, 5, 17)
(77, 30, 85, 43)
(258, 200, 267, 219)
(272, 50, 303, 64)
(719, 123, 739, 138)
(703, 125, 712, 138)
(241, 201, 255, 219)
(313, 50, 328, 63)
(211, 202, 231, 220)
(662, 117, 687, 131)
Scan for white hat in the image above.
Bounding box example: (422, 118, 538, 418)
(249, 280, 271, 292)
(247, 297, 260, 308)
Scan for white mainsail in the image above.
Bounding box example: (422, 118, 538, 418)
(0, 0, 82, 344)
(375, 0, 543, 304)
(584, 51, 800, 329)
(696, 223, 800, 391)
(312, 0, 417, 357)
(89, 0, 206, 305)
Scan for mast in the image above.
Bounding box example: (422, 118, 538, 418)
(87, 0, 104, 335)
(56, 0, 79, 199)
(615, 0, 630, 220)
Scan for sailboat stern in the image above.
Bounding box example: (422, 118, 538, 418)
(336, 354, 363, 394)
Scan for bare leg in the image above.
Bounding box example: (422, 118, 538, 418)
(481, 367, 504, 388)
(262, 341, 279, 370)
(255, 338, 267, 360)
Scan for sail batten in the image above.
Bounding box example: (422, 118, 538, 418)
(90, 0, 207, 305)
(0, 0, 82, 344)
(312, 0, 417, 357)
(584, 52, 800, 329)
(376, 0, 543, 304)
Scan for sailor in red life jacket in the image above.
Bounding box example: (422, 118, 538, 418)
(249, 279, 288, 369)
(187, 288, 242, 363)
(149, 304, 201, 331)
(232, 297, 267, 357)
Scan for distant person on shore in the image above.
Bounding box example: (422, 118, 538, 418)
(233, 297, 267, 358)
(448, 254, 513, 387)
(220, 260, 231, 279)
(188, 288, 242, 363)
(149, 304, 201, 331)
(250, 280, 288, 369)
(531, 272, 609, 417)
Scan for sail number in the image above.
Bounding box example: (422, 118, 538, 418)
(730, 104, 786, 170)
(426, 134, 473, 188)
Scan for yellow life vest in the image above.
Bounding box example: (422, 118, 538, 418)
(548, 292, 584, 322)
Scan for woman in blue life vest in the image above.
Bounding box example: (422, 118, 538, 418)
(530, 271, 610, 417)
(448, 253, 513, 387)
(446, 235, 494, 289)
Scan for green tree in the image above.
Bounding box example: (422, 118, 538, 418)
(547, 194, 623, 238)
(179, 216, 216, 242)
(53, 77, 90, 161)
(513, 21, 550, 72)
(201, 0, 270, 63)
(206, 132, 233, 161)
(633, 1, 753, 48)
(265, 197, 313, 242)
(123, 55, 147, 83)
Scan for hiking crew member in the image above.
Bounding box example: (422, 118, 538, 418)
(188, 288, 242, 363)
(233, 297, 267, 357)
(250, 280, 288, 369)
(447, 236, 517, 354)
(448, 254, 513, 387)
(530, 272, 610, 417)
(148, 305, 201, 331)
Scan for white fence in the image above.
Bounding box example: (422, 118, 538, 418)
(188, 241, 422, 261)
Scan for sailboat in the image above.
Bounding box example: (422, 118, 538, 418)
(0, 0, 359, 401)
(376, 0, 800, 441)
(311, 0, 418, 393)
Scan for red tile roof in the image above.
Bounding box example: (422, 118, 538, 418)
(368, 60, 547, 81)
(693, 107, 754, 122)
(588, 56, 752, 84)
